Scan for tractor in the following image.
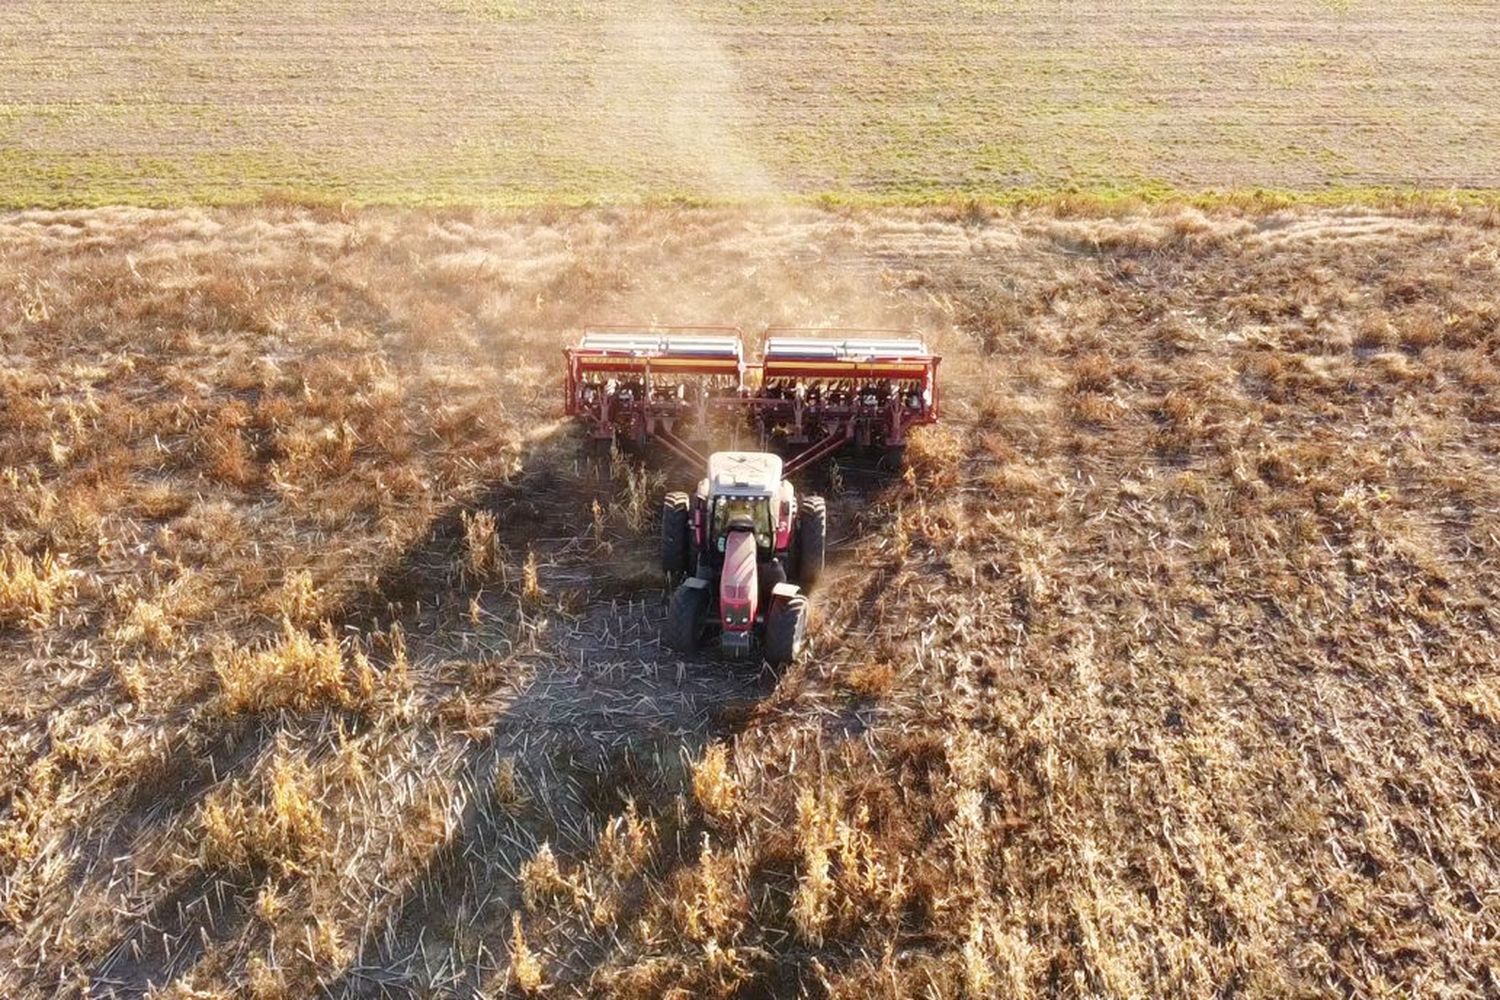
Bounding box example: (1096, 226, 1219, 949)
(659, 451, 825, 665)
(565, 326, 938, 664)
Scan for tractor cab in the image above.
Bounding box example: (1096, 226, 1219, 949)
(713, 501, 772, 553)
(699, 452, 791, 564)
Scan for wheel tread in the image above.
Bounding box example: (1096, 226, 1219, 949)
(663, 582, 707, 654)
(661, 492, 691, 578)
(763, 594, 808, 666)
(797, 495, 827, 591)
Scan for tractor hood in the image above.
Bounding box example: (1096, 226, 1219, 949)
(719, 529, 758, 642)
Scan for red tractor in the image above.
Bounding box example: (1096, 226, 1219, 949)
(563, 326, 938, 664)
(660, 451, 825, 665)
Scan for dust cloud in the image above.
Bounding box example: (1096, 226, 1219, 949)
(575, 4, 919, 338)
(590, 1, 779, 200)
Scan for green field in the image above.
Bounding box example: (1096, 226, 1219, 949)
(3, 0, 1499, 207)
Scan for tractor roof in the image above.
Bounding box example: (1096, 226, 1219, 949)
(707, 452, 783, 497)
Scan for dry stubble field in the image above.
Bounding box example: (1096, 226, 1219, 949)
(0, 202, 1498, 997)
(3, 1, 1500, 206)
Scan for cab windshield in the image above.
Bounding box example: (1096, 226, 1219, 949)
(712, 496, 773, 551)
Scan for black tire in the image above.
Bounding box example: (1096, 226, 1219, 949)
(796, 495, 826, 591)
(663, 582, 709, 654)
(881, 445, 907, 472)
(763, 594, 808, 667)
(660, 492, 690, 578)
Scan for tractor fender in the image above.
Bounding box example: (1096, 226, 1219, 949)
(771, 582, 802, 601)
(774, 480, 796, 551)
(683, 574, 710, 591)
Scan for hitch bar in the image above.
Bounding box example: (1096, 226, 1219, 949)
(782, 424, 855, 478)
(653, 428, 708, 468)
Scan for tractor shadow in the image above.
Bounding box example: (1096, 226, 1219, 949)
(319, 442, 905, 996)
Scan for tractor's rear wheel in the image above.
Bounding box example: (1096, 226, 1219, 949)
(663, 582, 709, 654)
(796, 495, 826, 591)
(764, 594, 809, 667)
(661, 492, 691, 579)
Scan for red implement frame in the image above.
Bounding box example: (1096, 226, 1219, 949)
(756, 328, 941, 476)
(565, 325, 940, 476)
(564, 325, 744, 456)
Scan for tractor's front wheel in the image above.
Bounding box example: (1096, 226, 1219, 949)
(663, 581, 709, 654)
(763, 594, 809, 667)
(796, 495, 826, 591)
(661, 492, 691, 579)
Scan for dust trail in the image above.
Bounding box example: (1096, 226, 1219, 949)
(591, 1, 778, 200)
(574, 4, 930, 338)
